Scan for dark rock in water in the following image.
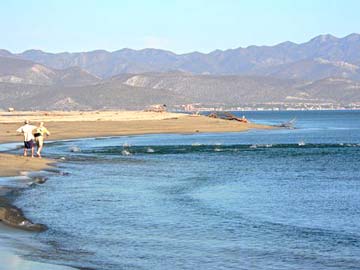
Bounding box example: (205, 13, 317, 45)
(0, 205, 47, 232)
(45, 168, 61, 174)
(70, 146, 81, 152)
(32, 176, 48, 184)
(44, 168, 70, 176)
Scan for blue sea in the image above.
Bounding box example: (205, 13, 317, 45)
(3, 111, 360, 270)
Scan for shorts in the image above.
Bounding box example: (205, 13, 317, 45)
(24, 140, 34, 149)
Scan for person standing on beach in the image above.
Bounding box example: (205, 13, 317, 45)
(16, 120, 37, 157)
(34, 122, 51, 158)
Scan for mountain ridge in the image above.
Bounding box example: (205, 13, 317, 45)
(1, 71, 359, 111)
(0, 56, 100, 86)
(12, 33, 359, 55)
(1, 33, 360, 110)
(1, 33, 360, 80)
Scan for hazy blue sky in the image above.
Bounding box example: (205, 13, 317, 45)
(1, 0, 359, 53)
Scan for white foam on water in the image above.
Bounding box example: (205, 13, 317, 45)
(69, 146, 81, 152)
(191, 143, 202, 146)
(146, 148, 155, 153)
(121, 150, 131, 156)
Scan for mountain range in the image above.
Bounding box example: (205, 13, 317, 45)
(1, 33, 360, 110)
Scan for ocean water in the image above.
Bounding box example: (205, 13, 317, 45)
(7, 111, 360, 269)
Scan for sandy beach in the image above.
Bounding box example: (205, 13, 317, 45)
(0, 111, 272, 177)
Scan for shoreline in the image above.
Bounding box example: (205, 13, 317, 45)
(0, 153, 53, 178)
(0, 111, 274, 269)
(0, 167, 75, 269)
(0, 112, 273, 177)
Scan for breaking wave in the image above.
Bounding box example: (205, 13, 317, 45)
(82, 143, 360, 156)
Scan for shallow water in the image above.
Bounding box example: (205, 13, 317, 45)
(7, 111, 360, 269)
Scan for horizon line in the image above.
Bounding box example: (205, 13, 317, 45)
(1, 32, 359, 56)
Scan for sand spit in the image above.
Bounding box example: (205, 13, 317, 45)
(0, 111, 272, 145)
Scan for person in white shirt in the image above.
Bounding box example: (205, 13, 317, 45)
(16, 120, 37, 157)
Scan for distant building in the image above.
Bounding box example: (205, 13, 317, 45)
(145, 104, 167, 112)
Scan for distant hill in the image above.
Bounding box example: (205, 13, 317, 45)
(0, 79, 190, 111)
(252, 58, 360, 81)
(115, 72, 360, 105)
(297, 77, 360, 104)
(1, 34, 360, 110)
(1, 71, 359, 110)
(2, 33, 360, 81)
(0, 56, 100, 86)
(116, 72, 299, 104)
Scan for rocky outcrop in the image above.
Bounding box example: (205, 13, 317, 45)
(0, 204, 47, 232)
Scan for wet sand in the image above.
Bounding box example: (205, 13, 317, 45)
(0, 154, 52, 177)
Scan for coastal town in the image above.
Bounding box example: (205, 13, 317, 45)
(178, 102, 360, 112)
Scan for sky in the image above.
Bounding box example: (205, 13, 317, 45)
(1, 0, 359, 54)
